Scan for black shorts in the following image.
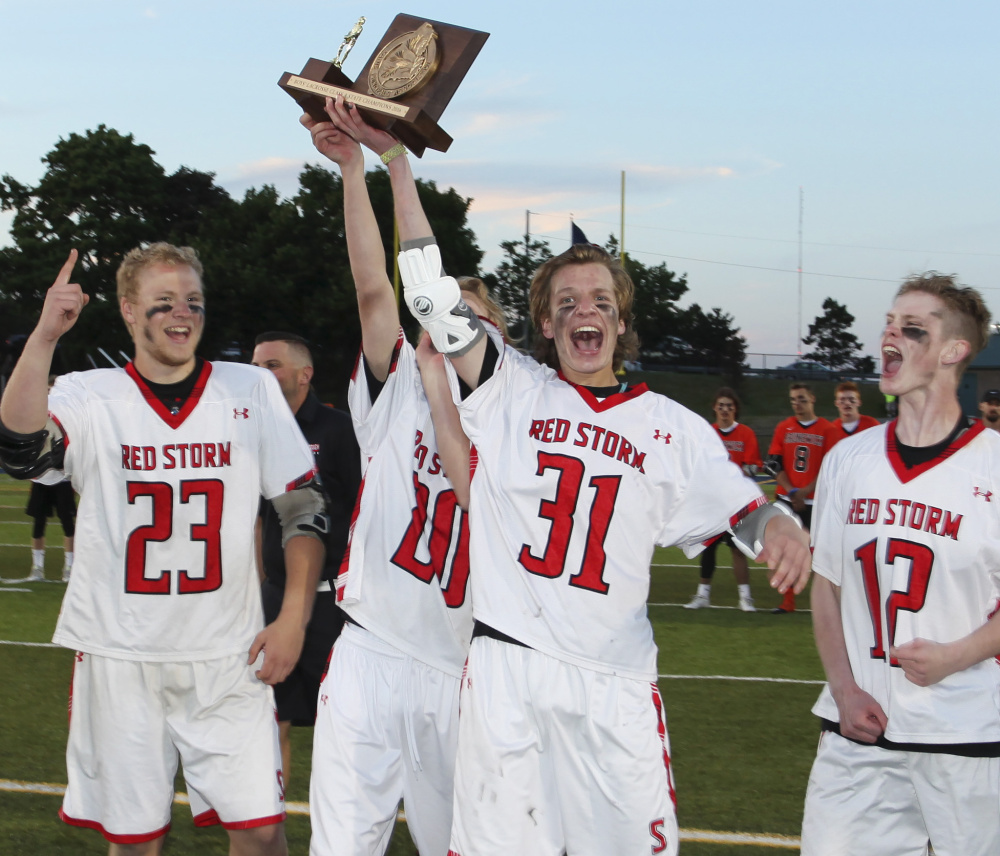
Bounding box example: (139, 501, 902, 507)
(25, 481, 77, 534)
(261, 580, 346, 726)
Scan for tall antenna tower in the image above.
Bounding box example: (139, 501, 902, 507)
(797, 187, 804, 355)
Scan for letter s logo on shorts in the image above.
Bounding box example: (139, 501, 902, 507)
(413, 295, 433, 316)
(649, 818, 667, 854)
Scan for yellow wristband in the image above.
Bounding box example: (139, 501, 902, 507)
(380, 143, 406, 165)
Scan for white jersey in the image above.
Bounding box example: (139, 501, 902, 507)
(448, 341, 764, 681)
(47, 361, 316, 661)
(811, 421, 1000, 744)
(338, 332, 473, 677)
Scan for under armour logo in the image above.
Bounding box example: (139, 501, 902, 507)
(320, 693, 329, 706)
(974, 487, 993, 502)
(233, 408, 249, 419)
(653, 430, 672, 443)
(75, 652, 84, 662)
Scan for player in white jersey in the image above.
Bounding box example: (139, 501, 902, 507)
(0, 244, 327, 855)
(801, 274, 1000, 856)
(394, 212, 812, 851)
(300, 97, 507, 856)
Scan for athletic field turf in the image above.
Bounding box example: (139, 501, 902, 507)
(0, 474, 822, 854)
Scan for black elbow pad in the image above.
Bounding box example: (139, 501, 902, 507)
(0, 420, 65, 480)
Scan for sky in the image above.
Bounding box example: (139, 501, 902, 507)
(2, 1, 998, 364)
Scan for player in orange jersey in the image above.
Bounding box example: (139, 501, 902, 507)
(828, 381, 880, 447)
(685, 388, 763, 612)
(766, 382, 834, 613)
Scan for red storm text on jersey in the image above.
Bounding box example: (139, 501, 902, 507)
(769, 416, 834, 500)
(47, 362, 316, 660)
(811, 422, 1000, 744)
(449, 338, 764, 681)
(337, 332, 473, 677)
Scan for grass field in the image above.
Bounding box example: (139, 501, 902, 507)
(0, 472, 824, 855)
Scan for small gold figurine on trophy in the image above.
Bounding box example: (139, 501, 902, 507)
(333, 16, 365, 69)
(279, 13, 489, 156)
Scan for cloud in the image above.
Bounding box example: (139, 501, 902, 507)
(454, 110, 555, 138)
(232, 156, 303, 179)
(626, 163, 735, 181)
(144, 8, 157, 18)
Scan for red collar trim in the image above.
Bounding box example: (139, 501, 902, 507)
(125, 361, 213, 429)
(886, 418, 984, 483)
(556, 372, 649, 412)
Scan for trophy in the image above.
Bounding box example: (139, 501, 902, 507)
(279, 14, 489, 157)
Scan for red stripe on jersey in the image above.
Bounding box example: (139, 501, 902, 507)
(557, 376, 650, 412)
(469, 444, 479, 481)
(125, 360, 213, 429)
(728, 494, 767, 530)
(59, 809, 171, 844)
(284, 466, 319, 493)
(886, 418, 985, 484)
(650, 683, 677, 809)
(49, 412, 70, 450)
(336, 470, 369, 592)
(352, 330, 405, 382)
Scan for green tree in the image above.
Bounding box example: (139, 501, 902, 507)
(0, 126, 232, 368)
(623, 255, 688, 362)
(675, 304, 748, 381)
(803, 297, 865, 370)
(484, 236, 553, 342)
(0, 128, 486, 403)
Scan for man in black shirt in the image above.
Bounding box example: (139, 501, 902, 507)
(253, 331, 361, 784)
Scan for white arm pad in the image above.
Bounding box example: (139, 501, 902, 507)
(398, 244, 485, 356)
(730, 499, 802, 559)
(272, 482, 329, 548)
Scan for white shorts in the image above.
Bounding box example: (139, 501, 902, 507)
(61, 651, 284, 844)
(801, 730, 1000, 856)
(448, 636, 678, 856)
(309, 623, 461, 856)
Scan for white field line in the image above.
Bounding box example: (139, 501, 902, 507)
(0, 640, 60, 647)
(0, 638, 826, 686)
(0, 779, 801, 848)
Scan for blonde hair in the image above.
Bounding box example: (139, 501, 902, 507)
(459, 276, 508, 340)
(116, 242, 203, 304)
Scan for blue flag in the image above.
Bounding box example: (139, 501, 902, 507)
(570, 221, 590, 245)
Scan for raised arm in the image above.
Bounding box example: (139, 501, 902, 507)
(301, 99, 398, 381)
(0, 251, 86, 435)
(324, 97, 488, 390)
(415, 332, 470, 509)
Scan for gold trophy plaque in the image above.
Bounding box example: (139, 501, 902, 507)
(279, 14, 489, 157)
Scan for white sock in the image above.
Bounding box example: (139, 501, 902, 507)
(738, 584, 752, 599)
(31, 549, 45, 569)
(697, 583, 711, 598)
(64, 552, 74, 570)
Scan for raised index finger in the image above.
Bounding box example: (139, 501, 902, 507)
(55, 249, 78, 285)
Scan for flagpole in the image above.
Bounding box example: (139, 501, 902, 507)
(524, 209, 531, 335)
(620, 170, 626, 263)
